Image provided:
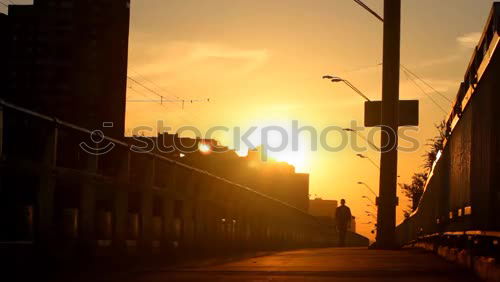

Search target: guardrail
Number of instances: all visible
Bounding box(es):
[444,3,500,138]
[397,3,500,247]
[0,99,335,258]
[402,231,500,281]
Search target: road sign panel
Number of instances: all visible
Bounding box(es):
[364,100,419,127]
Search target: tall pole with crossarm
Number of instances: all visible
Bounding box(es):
[376,0,401,249]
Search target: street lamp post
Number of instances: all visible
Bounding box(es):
[365,211,377,219]
[357,181,378,198]
[326,0,402,249]
[342,128,380,152]
[322,75,372,102]
[356,154,380,169]
[362,195,376,205]
[377,0,402,250]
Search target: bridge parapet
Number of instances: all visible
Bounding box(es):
[397,3,500,247]
[0,100,334,258]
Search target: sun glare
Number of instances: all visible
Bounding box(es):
[199,143,211,154]
[223,122,312,173]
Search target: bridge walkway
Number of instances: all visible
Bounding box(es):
[105,248,479,282]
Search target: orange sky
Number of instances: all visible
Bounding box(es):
[3,0,492,240]
[113,0,499,240]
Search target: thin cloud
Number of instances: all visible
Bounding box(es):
[129,40,270,78]
[456,32,481,48]
[414,54,461,69]
[190,43,270,66]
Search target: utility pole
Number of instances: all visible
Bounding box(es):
[376,0,401,249]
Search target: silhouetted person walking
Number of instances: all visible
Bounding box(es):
[335,199,352,247]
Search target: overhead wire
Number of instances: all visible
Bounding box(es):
[126,75,207,126]
[128,68,180,100]
[127,84,195,126]
[400,64,453,103]
[402,69,448,115]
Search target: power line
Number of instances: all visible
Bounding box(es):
[127,85,196,126]
[128,98,210,104]
[400,64,453,103]
[125,71,214,127]
[126,78,207,126]
[127,76,183,108]
[128,68,180,100]
[402,69,448,115]
[127,76,165,100]
[351,0,453,109]
[128,85,160,101]
[375,63,454,104]
[127,75,210,108]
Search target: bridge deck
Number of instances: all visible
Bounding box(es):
[107,248,479,282]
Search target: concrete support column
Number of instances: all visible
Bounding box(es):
[35,125,58,253]
[198,180,218,253]
[162,163,178,250]
[140,156,155,254]
[204,180,219,252]
[113,189,128,254]
[162,197,174,251]
[240,202,253,251]
[226,193,239,251]
[181,198,195,251]
[236,196,250,250]
[179,172,198,251]
[0,104,3,158]
[248,201,263,250]
[79,153,98,254]
[200,199,216,252]
[113,151,130,254]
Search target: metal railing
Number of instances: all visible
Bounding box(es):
[0,99,336,257]
[397,3,500,247]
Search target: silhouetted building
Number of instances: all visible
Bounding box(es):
[125,133,223,158]
[309,198,338,228]
[309,198,338,218]
[124,133,310,211]
[0,13,8,90]
[184,146,310,211]
[1,0,130,138]
[309,198,356,232]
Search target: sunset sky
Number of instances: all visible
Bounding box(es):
[125,0,497,240]
[3,0,495,240]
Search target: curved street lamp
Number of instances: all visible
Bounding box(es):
[342,128,381,152]
[356,153,381,169]
[357,181,378,198]
[365,211,377,219]
[322,75,372,102]
[362,195,376,205]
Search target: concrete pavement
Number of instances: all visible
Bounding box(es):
[109,248,479,282]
